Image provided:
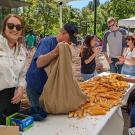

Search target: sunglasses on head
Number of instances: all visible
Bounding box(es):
[7,23,23,31]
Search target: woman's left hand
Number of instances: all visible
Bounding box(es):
[11,86,24,104]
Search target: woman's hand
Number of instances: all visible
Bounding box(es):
[11,86,24,104]
[93,47,100,55]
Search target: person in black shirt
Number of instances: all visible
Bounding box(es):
[80,35,100,81]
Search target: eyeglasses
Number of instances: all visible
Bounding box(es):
[6,23,23,31]
[126,37,135,41]
[108,23,115,28]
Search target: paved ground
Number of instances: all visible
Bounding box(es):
[123,109,130,135]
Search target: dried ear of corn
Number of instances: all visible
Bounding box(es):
[69,74,129,118]
[89,108,106,116]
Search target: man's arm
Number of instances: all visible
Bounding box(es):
[117,76,135,83]
[36,46,59,68]
[102,31,112,64]
[123,78,135,83]
[120,28,128,54]
[33,37,59,68]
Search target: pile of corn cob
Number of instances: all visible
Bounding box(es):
[69,74,129,118]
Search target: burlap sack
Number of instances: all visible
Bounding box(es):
[39,42,86,114]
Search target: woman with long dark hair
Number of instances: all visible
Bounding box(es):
[80,35,100,81]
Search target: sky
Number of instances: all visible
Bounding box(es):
[68,0,108,9]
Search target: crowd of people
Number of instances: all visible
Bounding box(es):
[0,14,135,129]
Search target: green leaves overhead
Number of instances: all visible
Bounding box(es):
[21,0,135,37]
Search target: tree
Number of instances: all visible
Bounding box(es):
[20,0,135,38]
[108,0,135,19]
[21,0,59,35]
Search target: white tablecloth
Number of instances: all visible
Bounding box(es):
[22,73,135,135]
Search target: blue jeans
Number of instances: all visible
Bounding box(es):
[26,87,42,108]
[121,64,135,76]
[110,58,123,74]
[81,71,97,81]
[26,87,47,121]
[130,104,135,127]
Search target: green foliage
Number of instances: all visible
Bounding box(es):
[108,0,135,19]
[21,0,59,35]
[20,0,135,38]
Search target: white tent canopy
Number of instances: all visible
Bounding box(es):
[118,17,135,28]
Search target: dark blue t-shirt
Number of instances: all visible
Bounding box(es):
[80,47,96,74]
[26,36,57,93]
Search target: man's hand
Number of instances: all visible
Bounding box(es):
[118,56,125,63]
[51,45,59,56]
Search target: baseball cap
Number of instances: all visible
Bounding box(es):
[63,23,78,45]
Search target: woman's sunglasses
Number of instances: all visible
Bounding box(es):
[7,23,23,31]
[126,37,135,41]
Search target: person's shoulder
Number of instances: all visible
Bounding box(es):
[131,48,135,57]
[41,36,53,42]
[40,36,50,43]
[103,30,111,37]
[82,46,87,49]
[19,44,27,58]
[80,45,88,58]
[119,27,126,31]
[37,36,54,49]
[0,34,4,40]
[118,28,127,34]
[32,34,35,37]
[46,36,56,41]
[0,34,3,38]
[42,36,57,45]
[0,34,7,45]
[132,48,135,53]
[82,46,88,53]
[26,34,30,37]
[0,35,4,48]
[124,47,129,52]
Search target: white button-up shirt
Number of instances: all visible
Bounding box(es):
[0,35,27,91]
[123,48,135,65]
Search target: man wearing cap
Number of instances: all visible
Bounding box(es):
[26,24,78,120]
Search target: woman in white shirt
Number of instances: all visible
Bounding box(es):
[117,33,135,76]
[0,14,26,124]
